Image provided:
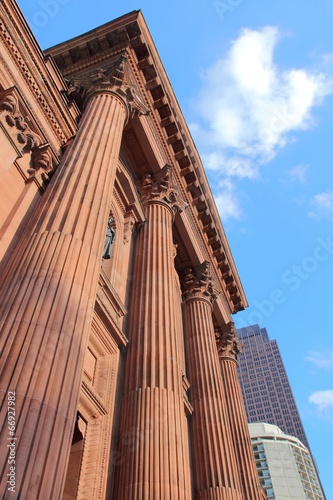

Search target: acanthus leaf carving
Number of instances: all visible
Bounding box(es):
[140,164,187,215]
[67,54,150,119]
[215,322,243,361]
[182,261,217,303]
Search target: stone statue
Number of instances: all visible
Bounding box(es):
[102,216,116,266]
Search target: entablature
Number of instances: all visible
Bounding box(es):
[0,0,79,149]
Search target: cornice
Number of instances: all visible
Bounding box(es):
[132,15,247,313]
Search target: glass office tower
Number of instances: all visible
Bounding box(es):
[236,324,308,447]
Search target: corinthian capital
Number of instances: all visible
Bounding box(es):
[140,164,187,214]
[67,54,150,118]
[215,322,243,361]
[182,261,217,303]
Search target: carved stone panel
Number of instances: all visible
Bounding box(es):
[0,87,56,181]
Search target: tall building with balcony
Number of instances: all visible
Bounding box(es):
[0,1,265,498]
[249,422,325,500]
[237,324,309,447]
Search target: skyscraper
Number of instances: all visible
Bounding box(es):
[249,422,325,500]
[236,324,309,447]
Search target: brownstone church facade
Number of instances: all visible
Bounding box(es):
[0,1,265,498]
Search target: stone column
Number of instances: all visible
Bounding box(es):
[113,165,191,499]
[216,323,266,500]
[0,56,137,499]
[183,264,242,500]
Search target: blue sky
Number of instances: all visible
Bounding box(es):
[17,0,333,497]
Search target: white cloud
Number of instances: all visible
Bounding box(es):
[190,26,332,220]
[305,350,333,370]
[213,178,242,220]
[309,190,333,219]
[202,151,256,179]
[309,390,333,412]
[287,164,309,183]
[194,26,330,164]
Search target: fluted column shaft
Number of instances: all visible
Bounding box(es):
[184,291,242,500]
[0,90,128,499]
[114,175,191,499]
[216,327,265,500]
[219,359,265,499]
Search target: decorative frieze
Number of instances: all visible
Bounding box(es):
[0,11,73,144]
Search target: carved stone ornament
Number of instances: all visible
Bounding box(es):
[123,211,136,244]
[215,322,243,361]
[27,145,54,182]
[67,53,150,119]
[0,88,54,181]
[182,261,217,303]
[140,164,187,215]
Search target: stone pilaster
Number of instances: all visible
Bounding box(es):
[183,264,243,500]
[216,323,266,500]
[0,58,136,499]
[113,165,191,499]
